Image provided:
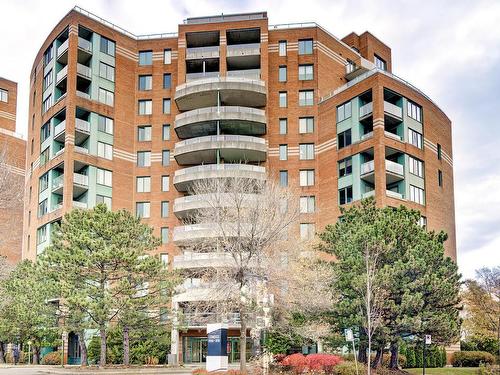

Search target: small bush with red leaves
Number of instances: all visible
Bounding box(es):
[306,353,343,373]
[281,353,307,373]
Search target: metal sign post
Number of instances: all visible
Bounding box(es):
[345,329,359,375]
[423,335,431,375]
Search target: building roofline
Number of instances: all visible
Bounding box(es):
[184,11,267,25]
[0,77,18,86]
[359,31,391,50]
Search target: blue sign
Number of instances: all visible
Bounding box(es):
[208,328,228,356]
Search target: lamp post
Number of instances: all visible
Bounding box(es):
[27,340,32,365]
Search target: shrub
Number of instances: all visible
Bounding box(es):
[306,354,343,373]
[381,353,406,368]
[281,353,307,374]
[192,370,208,375]
[452,351,496,367]
[192,371,247,375]
[332,361,366,375]
[477,364,500,375]
[41,351,62,365]
[405,347,416,368]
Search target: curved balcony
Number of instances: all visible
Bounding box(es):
[173,222,257,246]
[175,76,266,111]
[173,252,236,270]
[173,192,259,218]
[175,106,266,139]
[173,164,266,192]
[174,135,266,165]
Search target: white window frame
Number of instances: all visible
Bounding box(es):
[299,143,315,160]
[162,175,170,192]
[299,169,315,186]
[299,117,314,134]
[98,115,113,134]
[337,101,352,122]
[299,90,314,106]
[298,64,314,80]
[164,49,172,64]
[137,151,151,167]
[279,144,288,161]
[97,168,112,187]
[278,41,287,56]
[409,185,425,205]
[137,176,151,193]
[138,125,152,141]
[136,202,151,218]
[138,100,152,115]
[279,91,287,107]
[300,196,315,213]
[97,142,113,160]
[408,128,423,148]
[408,156,424,178]
[98,87,114,106]
[138,75,153,91]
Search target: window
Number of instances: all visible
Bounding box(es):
[338,129,352,149]
[299,117,314,134]
[407,100,422,122]
[43,45,53,66]
[299,90,314,106]
[136,202,151,218]
[408,128,423,149]
[96,195,112,208]
[138,75,152,90]
[37,225,47,244]
[418,216,427,228]
[338,157,352,177]
[163,73,171,89]
[280,170,288,187]
[279,119,287,135]
[279,92,287,107]
[409,156,424,177]
[279,145,288,160]
[298,39,313,55]
[98,115,113,134]
[0,88,8,102]
[138,100,152,115]
[163,99,171,114]
[300,223,315,240]
[42,95,53,113]
[40,122,51,142]
[162,124,170,140]
[162,150,170,166]
[161,227,169,244]
[99,62,115,82]
[97,168,112,187]
[98,88,114,106]
[97,142,113,160]
[39,173,49,192]
[161,201,169,217]
[279,40,287,56]
[160,253,169,266]
[374,54,387,70]
[437,144,442,160]
[279,66,287,82]
[339,186,353,205]
[38,199,48,217]
[100,37,115,56]
[438,170,443,187]
[139,50,153,66]
[299,144,314,160]
[40,147,50,166]
[137,151,151,167]
[409,185,425,205]
[298,64,314,80]
[337,101,352,122]
[43,70,53,90]
[299,169,315,186]
[300,196,315,213]
[137,176,151,193]
[138,126,152,141]
[161,175,170,192]
[164,49,172,64]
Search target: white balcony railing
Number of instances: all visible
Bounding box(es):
[385,160,404,175]
[185,71,220,82]
[384,101,403,118]
[53,148,65,159]
[175,163,265,177]
[74,145,89,154]
[186,46,220,60]
[77,37,92,52]
[361,160,375,175]
[177,134,266,147]
[56,66,68,83]
[226,43,260,57]
[227,69,261,80]
[73,201,88,209]
[77,63,91,79]
[52,175,64,190]
[362,190,375,199]
[361,131,374,141]
[75,118,91,133]
[54,120,66,137]
[76,91,91,100]
[181,312,241,326]
[386,190,404,200]
[384,131,402,141]
[73,173,88,186]
[359,102,373,118]
[51,203,63,212]
[57,39,69,57]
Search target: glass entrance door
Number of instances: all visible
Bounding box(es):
[183,337,208,364]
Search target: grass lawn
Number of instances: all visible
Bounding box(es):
[406,368,478,375]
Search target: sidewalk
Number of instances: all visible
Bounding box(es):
[0,365,194,374]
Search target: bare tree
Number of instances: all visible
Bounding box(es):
[178,175,300,371]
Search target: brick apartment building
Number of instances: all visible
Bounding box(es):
[24,8,456,364]
[0,77,25,264]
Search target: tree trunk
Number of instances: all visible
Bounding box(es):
[0,342,5,364]
[239,313,247,372]
[99,326,107,367]
[371,346,383,369]
[389,342,399,369]
[123,326,130,366]
[79,332,88,367]
[33,346,40,365]
[317,339,323,353]
[358,341,367,364]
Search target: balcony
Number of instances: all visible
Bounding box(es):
[72,200,88,209]
[385,159,404,184]
[180,312,241,328]
[173,192,259,218]
[175,76,266,111]
[52,148,65,159]
[384,101,403,120]
[384,130,402,142]
[186,46,220,60]
[57,39,69,59]
[361,131,374,141]
[174,134,266,165]
[345,57,376,81]
[75,118,90,143]
[173,164,266,192]
[227,69,261,80]
[227,43,260,57]
[359,102,373,119]
[185,71,219,83]
[74,145,89,154]
[53,120,66,142]
[73,173,89,197]
[76,91,91,100]
[386,190,404,200]
[77,37,92,53]
[51,175,64,195]
[173,252,235,269]
[362,190,375,199]
[360,160,375,183]
[76,63,92,80]
[175,106,266,139]
[56,66,68,84]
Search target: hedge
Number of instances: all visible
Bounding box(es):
[451,351,496,367]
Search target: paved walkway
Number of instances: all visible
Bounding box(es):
[0,365,193,375]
